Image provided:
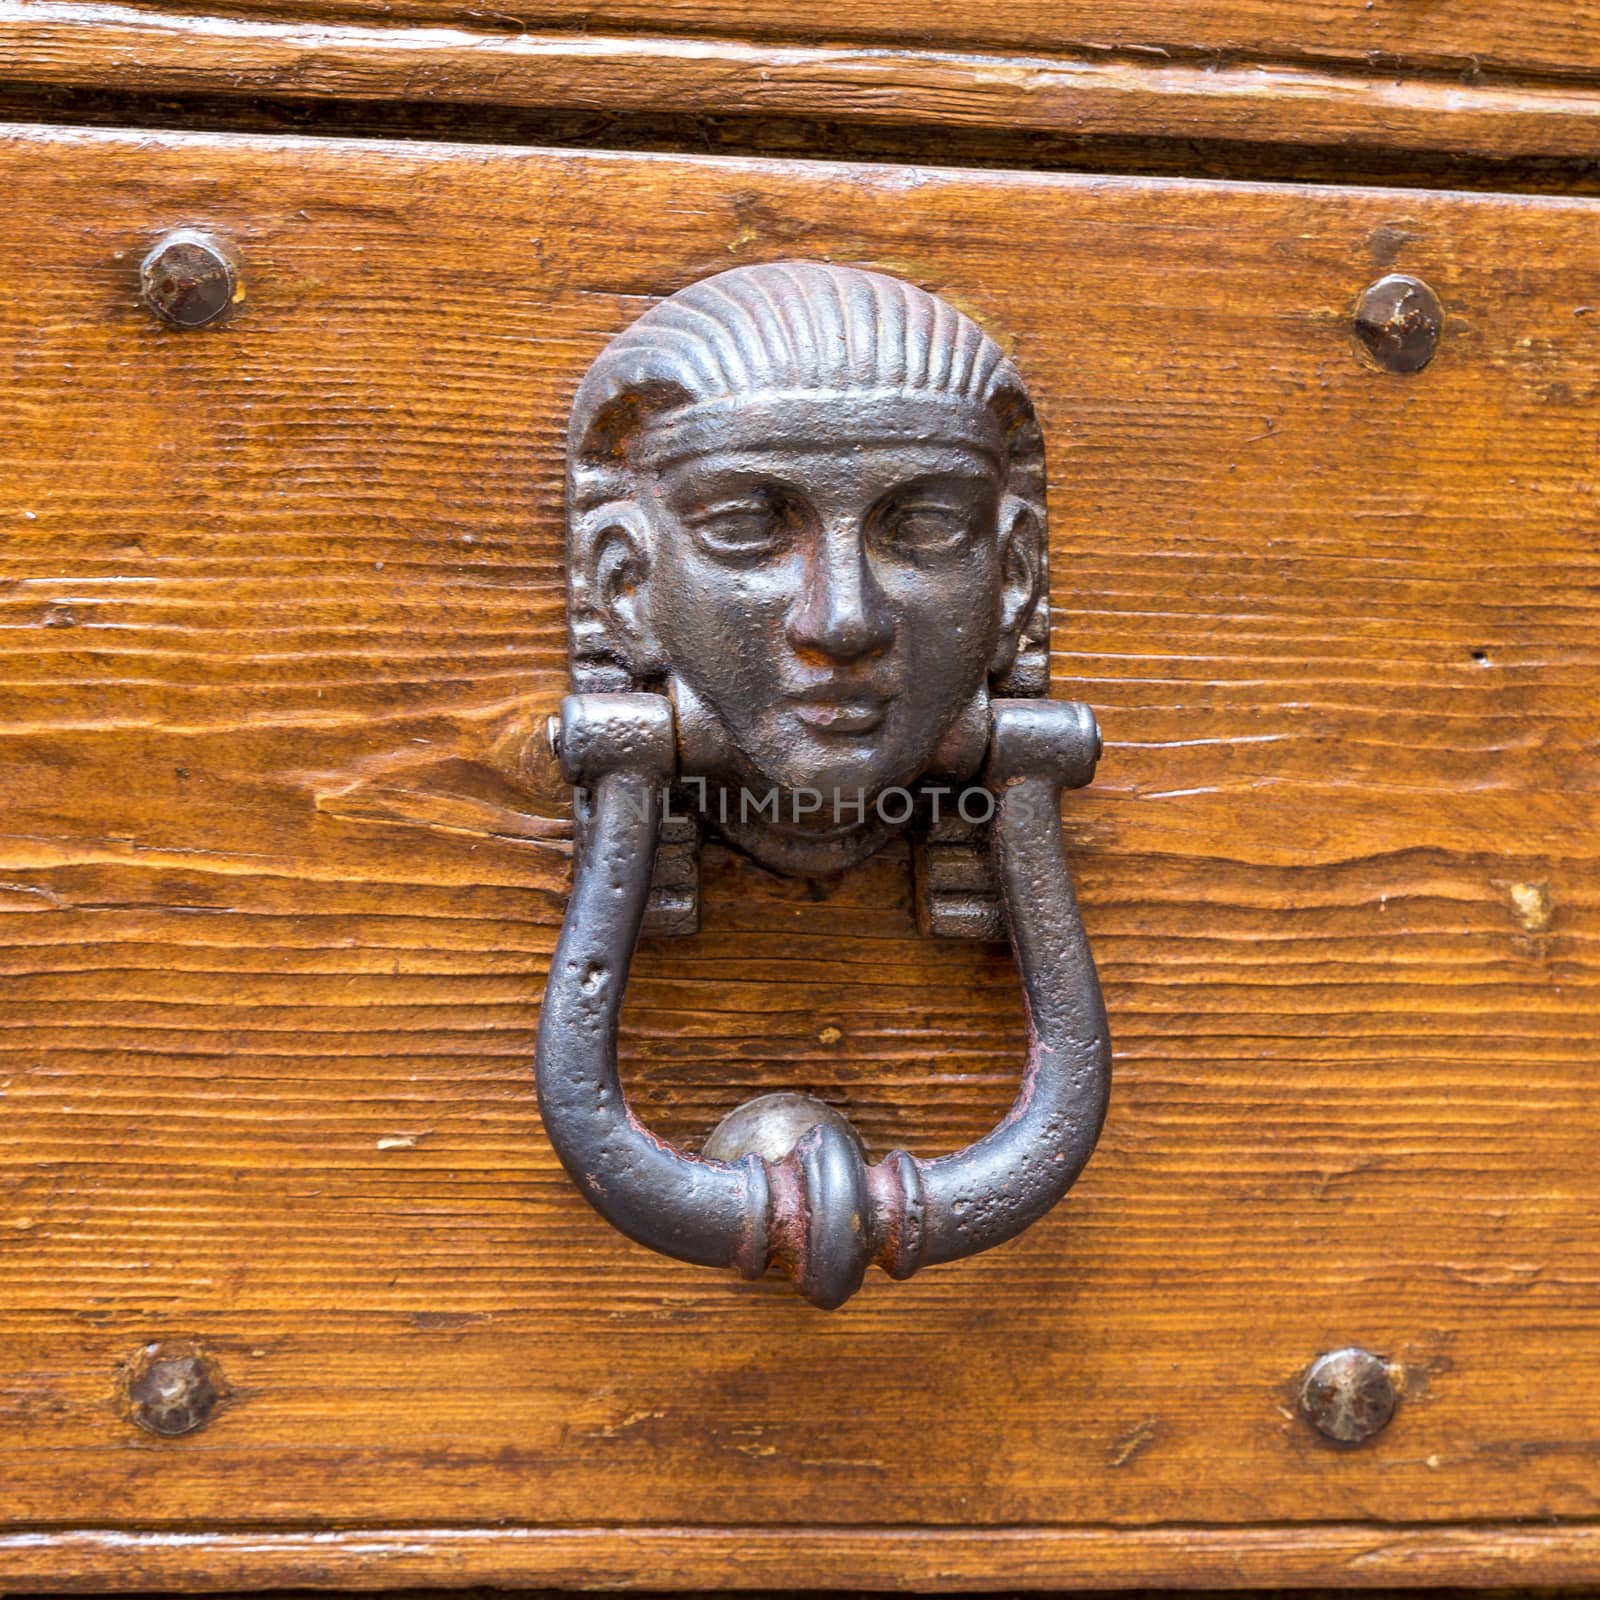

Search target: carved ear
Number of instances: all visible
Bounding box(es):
[570,503,667,679]
[991,493,1045,676]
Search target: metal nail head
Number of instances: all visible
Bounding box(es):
[1300,1346,1397,1444]
[140,230,242,330]
[123,1344,225,1437]
[1353,274,1442,374]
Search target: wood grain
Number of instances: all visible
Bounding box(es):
[82,0,1600,84]
[10,3,1600,163]
[2,125,1599,1585]
[11,1524,1600,1591]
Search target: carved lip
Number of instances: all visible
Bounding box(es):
[787,690,889,735]
[793,702,885,735]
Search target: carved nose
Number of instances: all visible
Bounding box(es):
[787,528,893,663]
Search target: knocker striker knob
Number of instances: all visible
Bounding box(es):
[535,261,1111,1307]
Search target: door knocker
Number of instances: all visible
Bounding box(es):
[536,261,1110,1307]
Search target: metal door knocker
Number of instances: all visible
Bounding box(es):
[536,261,1110,1307]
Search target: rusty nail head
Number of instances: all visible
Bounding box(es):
[123,1344,224,1437]
[140,230,241,329]
[1354,274,1442,374]
[1300,1347,1397,1444]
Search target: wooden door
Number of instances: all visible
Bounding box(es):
[3,125,1598,1589]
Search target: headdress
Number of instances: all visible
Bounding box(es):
[567,261,1048,693]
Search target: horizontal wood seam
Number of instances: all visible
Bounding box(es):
[13,110,1600,202]
[7,0,1600,161]
[8,1516,1600,1533]
[7,87,1600,196]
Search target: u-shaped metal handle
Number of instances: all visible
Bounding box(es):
[536,692,1109,1308]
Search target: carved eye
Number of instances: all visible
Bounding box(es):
[689,488,796,560]
[873,492,977,558]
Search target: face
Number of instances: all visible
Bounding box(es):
[619,397,1034,811]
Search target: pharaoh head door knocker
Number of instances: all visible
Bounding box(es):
[536,262,1109,1308]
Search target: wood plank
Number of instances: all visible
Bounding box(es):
[9,3,1600,162]
[60,0,1600,85]
[11,1524,1600,1591]
[1,126,1599,1583]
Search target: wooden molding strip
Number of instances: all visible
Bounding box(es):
[6,0,1600,161]
[7,1523,1600,1591]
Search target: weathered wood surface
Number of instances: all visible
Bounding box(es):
[1,126,1599,1586]
[79,0,1600,82]
[10,2,1600,164]
[12,1527,1600,1592]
